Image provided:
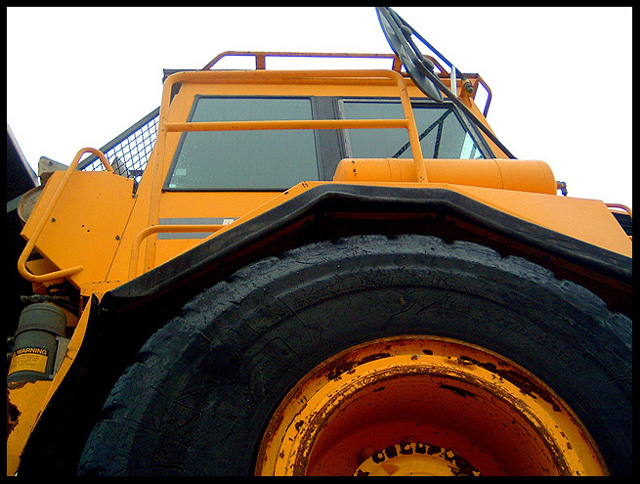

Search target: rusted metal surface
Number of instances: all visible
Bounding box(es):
[255,336,606,476]
[355,442,481,476]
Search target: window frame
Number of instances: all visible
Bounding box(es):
[337,97,494,160]
[163,94,495,192]
[163,94,322,192]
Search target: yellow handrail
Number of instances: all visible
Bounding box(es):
[161,69,428,182]
[606,203,632,219]
[129,224,224,279]
[606,203,632,242]
[17,147,113,283]
[202,51,404,72]
[165,118,409,133]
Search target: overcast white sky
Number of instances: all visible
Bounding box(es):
[7,7,632,209]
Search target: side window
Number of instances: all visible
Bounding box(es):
[340,99,487,160]
[166,97,319,190]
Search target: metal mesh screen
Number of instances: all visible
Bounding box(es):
[78,107,159,182]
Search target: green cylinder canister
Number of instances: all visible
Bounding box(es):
[8,303,67,387]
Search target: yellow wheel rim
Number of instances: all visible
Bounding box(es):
[255,336,607,476]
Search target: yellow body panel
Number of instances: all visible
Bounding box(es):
[7,381,52,475]
[153,191,278,268]
[451,185,631,256]
[20,170,136,290]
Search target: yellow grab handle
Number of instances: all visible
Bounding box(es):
[17,147,112,283]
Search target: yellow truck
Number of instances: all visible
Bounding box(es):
[7,8,631,476]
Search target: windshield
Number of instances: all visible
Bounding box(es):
[166,96,319,190]
[341,99,485,160]
[165,95,490,191]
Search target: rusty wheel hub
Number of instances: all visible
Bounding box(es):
[354,442,480,476]
[255,336,606,476]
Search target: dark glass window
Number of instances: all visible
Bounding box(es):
[341,99,485,160]
[166,96,489,191]
[166,96,319,190]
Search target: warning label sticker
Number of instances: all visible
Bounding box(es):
[8,347,48,375]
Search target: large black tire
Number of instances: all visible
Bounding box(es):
[77,235,631,476]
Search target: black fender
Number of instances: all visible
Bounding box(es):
[18,184,632,475]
